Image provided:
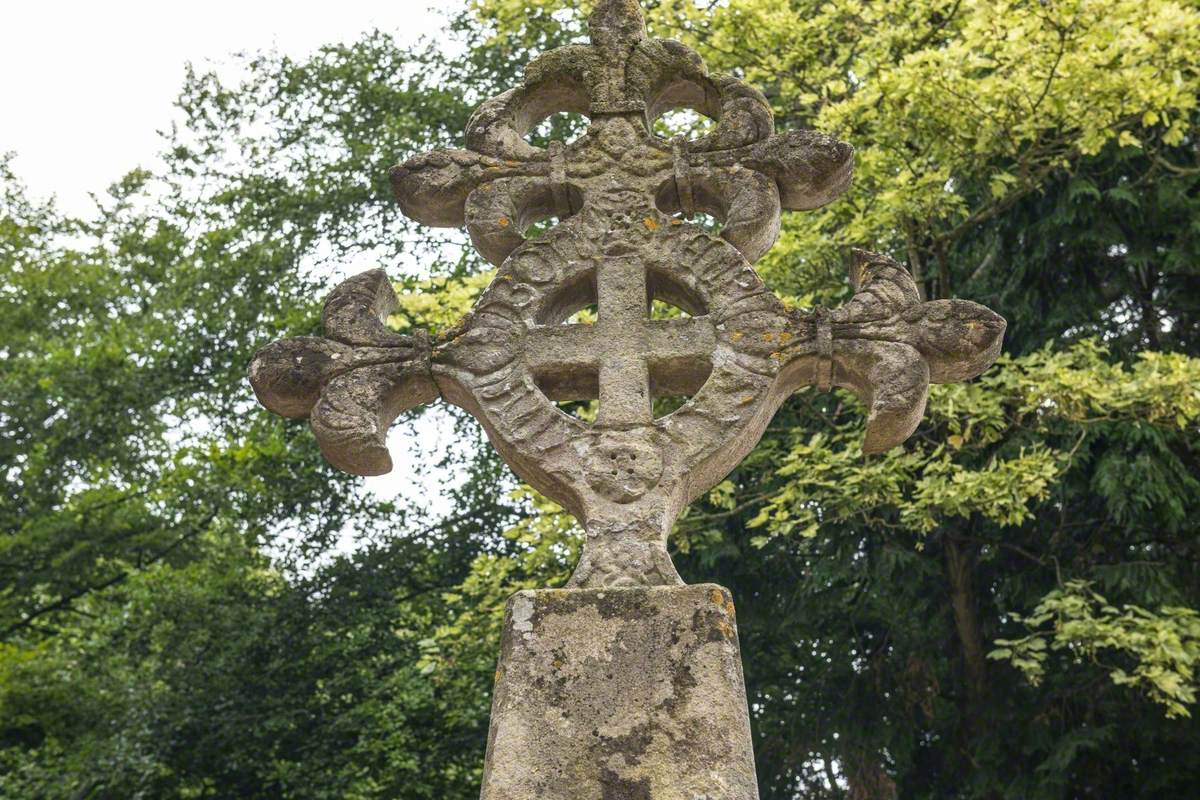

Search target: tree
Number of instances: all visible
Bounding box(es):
[0,34,520,797]
[445,1,1200,795]
[2,1,1199,797]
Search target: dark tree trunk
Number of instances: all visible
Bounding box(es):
[945,537,989,710]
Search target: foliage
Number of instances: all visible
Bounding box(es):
[990,580,1200,718]
[391,271,493,333]
[748,341,1200,540]
[0,28,520,798]
[2,0,1199,798]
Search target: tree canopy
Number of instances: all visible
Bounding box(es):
[2,1,1199,797]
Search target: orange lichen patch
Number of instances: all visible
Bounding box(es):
[729,330,744,342]
[670,219,683,226]
[777,331,793,343]
[762,331,775,342]
[739,395,755,405]
[709,587,736,619]
[643,217,659,231]
[498,217,511,227]
[769,352,781,360]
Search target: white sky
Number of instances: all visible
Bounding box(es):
[1,0,447,217]
[1,0,462,518]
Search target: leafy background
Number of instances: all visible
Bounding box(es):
[2,0,1199,797]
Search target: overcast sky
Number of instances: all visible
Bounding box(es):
[1,0,447,217]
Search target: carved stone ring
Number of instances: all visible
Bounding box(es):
[249,0,1005,588]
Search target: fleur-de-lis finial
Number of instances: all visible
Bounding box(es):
[590,0,647,49]
[249,270,437,476]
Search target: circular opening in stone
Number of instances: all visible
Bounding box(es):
[525,111,590,147]
[515,183,585,242]
[648,358,712,420]
[653,179,728,235]
[531,267,600,422]
[553,395,598,423]
[511,80,590,147]
[525,215,565,239]
[650,297,691,320]
[653,107,715,141]
[535,266,597,326]
[646,268,707,317]
[565,303,597,324]
[676,210,722,233]
[646,269,711,419]
[647,77,722,142]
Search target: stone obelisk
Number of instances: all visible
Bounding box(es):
[248,2,1005,796]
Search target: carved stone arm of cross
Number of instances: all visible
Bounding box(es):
[389,144,577,267]
[248,270,438,476]
[771,250,1006,453]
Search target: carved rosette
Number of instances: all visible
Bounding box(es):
[248,0,1006,589]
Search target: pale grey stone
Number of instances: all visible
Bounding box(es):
[482,585,759,800]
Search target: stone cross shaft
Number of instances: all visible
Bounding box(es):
[249,0,1006,589]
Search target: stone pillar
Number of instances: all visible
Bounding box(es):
[480,585,759,800]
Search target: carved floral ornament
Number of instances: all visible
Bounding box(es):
[249,0,1006,589]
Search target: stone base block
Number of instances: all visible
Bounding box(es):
[480,584,760,800]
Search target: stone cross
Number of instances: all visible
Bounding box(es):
[249,2,1006,796]
[250,0,1005,591]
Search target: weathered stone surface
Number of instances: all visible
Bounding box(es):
[245,2,1010,795]
[482,584,758,800]
[248,0,1006,589]
[248,269,437,476]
